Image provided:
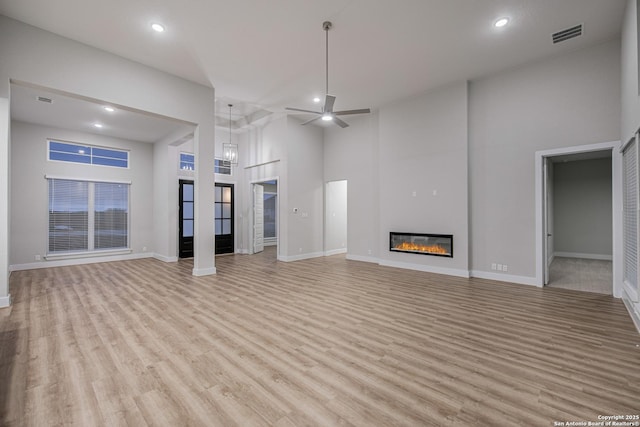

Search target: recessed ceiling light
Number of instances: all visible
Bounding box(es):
[313,97,321,103]
[94,123,103,128]
[494,17,509,28]
[103,106,115,112]
[151,23,165,33]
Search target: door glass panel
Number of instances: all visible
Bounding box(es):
[215,219,222,235]
[184,202,194,219]
[215,186,222,202]
[222,203,231,218]
[215,204,222,218]
[183,219,193,237]
[223,219,231,234]
[184,184,194,202]
[223,187,231,203]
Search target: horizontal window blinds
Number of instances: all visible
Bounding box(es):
[623,138,638,288]
[48,178,129,254]
[94,182,129,250]
[49,179,89,253]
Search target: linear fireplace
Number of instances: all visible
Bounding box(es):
[389,232,453,258]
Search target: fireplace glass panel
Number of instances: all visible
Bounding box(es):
[389,232,453,257]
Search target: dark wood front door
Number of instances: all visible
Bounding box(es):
[178,180,194,258]
[215,183,234,255]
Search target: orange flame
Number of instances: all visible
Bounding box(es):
[394,242,448,255]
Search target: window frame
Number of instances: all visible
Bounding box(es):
[48,139,130,169]
[46,176,132,259]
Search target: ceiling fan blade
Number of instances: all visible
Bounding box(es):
[285,107,322,114]
[334,108,371,116]
[300,116,322,126]
[333,116,349,128]
[323,95,336,113]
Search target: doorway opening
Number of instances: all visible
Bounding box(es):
[251,179,279,259]
[535,141,622,296]
[325,180,348,256]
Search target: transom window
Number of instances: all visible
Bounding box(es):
[215,159,232,175]
[48,140,129,168]
[180,153,195,170]
[178,153,232,176]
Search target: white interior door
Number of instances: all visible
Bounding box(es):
[543,157,551,285]
[253,184,264,254]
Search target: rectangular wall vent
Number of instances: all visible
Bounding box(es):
[552,24,583,44]
[36,96,53,104]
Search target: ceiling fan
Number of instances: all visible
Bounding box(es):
[285,21,371,128]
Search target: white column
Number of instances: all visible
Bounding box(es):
[0,98,11,307]
[192,119,216,276]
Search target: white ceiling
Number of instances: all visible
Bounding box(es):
[10,83,195,143]
[0,0,627,137]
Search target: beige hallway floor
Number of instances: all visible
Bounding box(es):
[547,256,612,294]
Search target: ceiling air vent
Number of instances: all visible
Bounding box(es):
[36,96,53,104]
[552,24,582,44]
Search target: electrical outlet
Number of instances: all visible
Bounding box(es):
[368,249,372,255]
[497,264,503,271]
[34,255,40,261]
[142,246,147,252]
[491,263,497,270]
[502,264,508,272]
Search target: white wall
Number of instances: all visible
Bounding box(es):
[0,98,9,306]
[243,115,288,256]
[10,120,155,267]
[324,114,379,262]
[469,39,621,281]
[622,0,640,143]
[553,158,613,259]
[325,180,348,255]
[0,16,216,303]
[286,116,324,260]
[378,82,469,277]
[620,0,640,331]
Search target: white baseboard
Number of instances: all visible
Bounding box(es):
[554,252,613,261]
[379,259,470,278]
[0,294,11,308]
[236,249,250,254]
[153,253,178,263]
[470,270,539,287]
[10,252,154,272]
[278,251,324,262]
[622,297,640,335]
[325,248,347,256]
[192,267,216,276]
[346,254,379,264]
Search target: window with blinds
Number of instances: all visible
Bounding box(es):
[623,138,638,289]
[48,178,129,254]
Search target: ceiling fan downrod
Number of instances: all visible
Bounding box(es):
[323,21,332,96]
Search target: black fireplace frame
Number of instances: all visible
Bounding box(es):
[389,232,453,258]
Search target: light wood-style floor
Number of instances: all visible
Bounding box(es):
[1,249,640,426]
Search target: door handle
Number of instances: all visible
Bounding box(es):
[547,233,552,237]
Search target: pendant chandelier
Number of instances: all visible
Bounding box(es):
[222,103,238,165]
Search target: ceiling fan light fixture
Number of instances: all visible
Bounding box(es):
[494,17,509,28]
[284,21,371,129]
[151,23,165,33]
